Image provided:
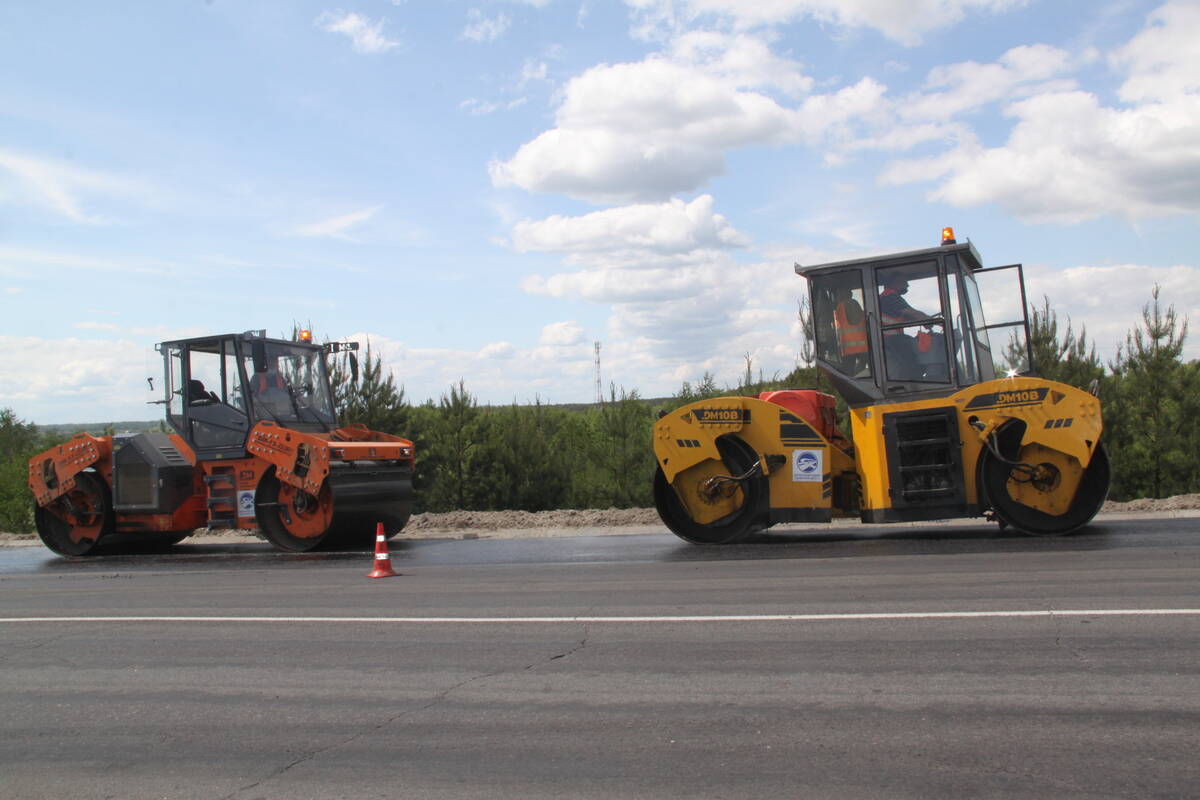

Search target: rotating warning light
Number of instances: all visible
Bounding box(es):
[941,227,956,245]
[299,329,313,342]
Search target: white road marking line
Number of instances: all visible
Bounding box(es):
[0,610,1198,624]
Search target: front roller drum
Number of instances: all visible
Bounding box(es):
[255,464,413,552]
[654,436,766,545]
[34,471,115,556]
[982,441,1110,536]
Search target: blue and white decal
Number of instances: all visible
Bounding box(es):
[238,490,256,517]
[792,449,823,482]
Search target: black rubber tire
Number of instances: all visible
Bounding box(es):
[982,441,1110,537]
[34,472,115,557]
[653,436,766,545]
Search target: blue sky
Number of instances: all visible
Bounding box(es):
[2,0,1197,423]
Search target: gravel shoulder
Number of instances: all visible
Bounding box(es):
[4,495,1200,548]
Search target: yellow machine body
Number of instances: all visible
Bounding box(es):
[652,232,1111,543]
[654,395,856,528]
[848,376,1102,521]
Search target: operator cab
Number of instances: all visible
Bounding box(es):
[796,229,1034,407]
[157,330,342,461]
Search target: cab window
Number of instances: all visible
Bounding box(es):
[875,263,950,385]
[810,271,873,380]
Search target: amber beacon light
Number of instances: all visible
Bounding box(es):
[941,226,956,245]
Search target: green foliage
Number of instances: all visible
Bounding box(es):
[473,400,571,511]
[1014,297,1105,389]
[424,380,483,512]
[596,385,656,508]
[1103,286,1193,500]
[0,409,42,533]
[330,340,410,435]
[674,370,721,404]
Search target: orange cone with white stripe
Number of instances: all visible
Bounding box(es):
[367,523,398,579]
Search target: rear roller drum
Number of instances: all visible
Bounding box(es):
[982,441,1110,536]
[654,436,765,545]
[34,471,115,557]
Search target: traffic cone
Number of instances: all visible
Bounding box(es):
[367,522,398,579]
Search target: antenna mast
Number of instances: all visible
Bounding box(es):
[594,341,602,404]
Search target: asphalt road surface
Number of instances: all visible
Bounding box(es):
[1,517,1198,799]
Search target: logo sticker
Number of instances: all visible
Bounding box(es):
[238,490,256,516]
[692,408,751,425]
[964,386,1049,411]
[792,449,823,482]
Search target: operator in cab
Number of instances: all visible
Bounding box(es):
[878,272,946,381]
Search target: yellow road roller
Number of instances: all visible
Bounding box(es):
[652,228,1109,543]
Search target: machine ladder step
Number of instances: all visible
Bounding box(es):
[205,466,240,529]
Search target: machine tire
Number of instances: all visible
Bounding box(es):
[654,435,765,545]
[34,471,115,557]
[982,441,1110,537]
[255,472,334,552]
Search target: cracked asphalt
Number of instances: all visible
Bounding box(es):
[1,517,1198,799]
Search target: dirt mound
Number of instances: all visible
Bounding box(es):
[408,507,660,531]
[1101,493,1200,512]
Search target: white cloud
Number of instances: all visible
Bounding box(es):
[0,149,150,224]
[512,194,808,378]
[882,89,1200,222]
[513,195,748,266]
[876,3,1200,222]
[490,35,873,203]
[478,341,516,359]
[539,320,585,346]
[490,22,1125,205]
[900,43,1076,122]
[0,334,198,424]
[340,332,600,406]
[667,31,813,96]
[628,0,1029,46]
[315,11,400,54]
[519,59,549,86]
[1111,1,1200,103]
[291,206,382,239]
[460,97,501,115]
[1023,262,1200,364]
[462,9,512,42]
[0,245,167,276]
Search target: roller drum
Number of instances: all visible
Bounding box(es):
[327,461,414,544]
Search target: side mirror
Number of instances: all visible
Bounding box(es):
[349,352,359,384]
[252,341,267,374]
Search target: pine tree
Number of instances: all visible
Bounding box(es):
[1015,297,1104,389]
[473,400,570,511]
[328,340,410,435]
[596,384,655,507]
[1105,286,1191,500]
[426,380,481,511]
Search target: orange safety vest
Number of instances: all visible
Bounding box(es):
[255,372,286,392]
[879,288,905,333]
[834,301,868,355]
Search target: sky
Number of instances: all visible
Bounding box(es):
[1,0,1198,424]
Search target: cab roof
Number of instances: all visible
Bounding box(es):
[794,240,984,277]
[157,329,320,351]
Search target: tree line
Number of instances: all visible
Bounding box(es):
[1,285,1196,533]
